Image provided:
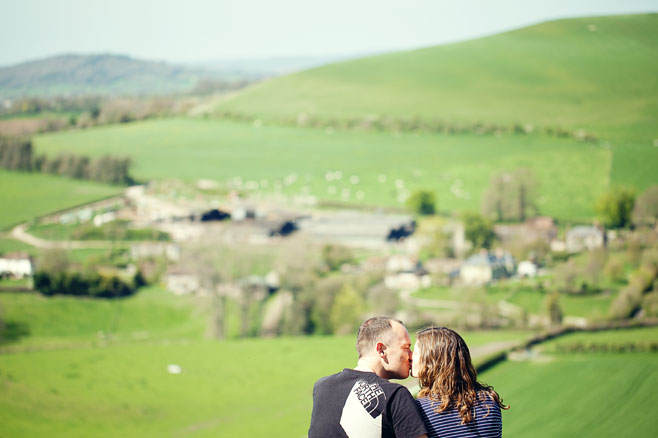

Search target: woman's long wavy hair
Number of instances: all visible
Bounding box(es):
[415,327,509,424]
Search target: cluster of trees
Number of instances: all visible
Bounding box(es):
[2,95,198,134]
[33,270,142,298]
[482,168,538,222]
[179,239,400,339]
[609,246,658,319]
[0,137,134,185]
[554,341,658,353]
[32,249,145,298]
[0,96,103,117]
[215,110,598,142]
[596,185,658,229]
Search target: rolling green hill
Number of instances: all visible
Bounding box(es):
[0,54,208,98]
[217,14,658,145]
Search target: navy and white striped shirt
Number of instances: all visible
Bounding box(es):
[416,394,502,438]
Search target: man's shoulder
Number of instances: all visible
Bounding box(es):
[314,369,410,394]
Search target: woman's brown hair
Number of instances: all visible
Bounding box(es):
[415,326,509,424]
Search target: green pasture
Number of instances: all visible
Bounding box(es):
[0,237,34,255]
[0,169,121,231]
[0,287,532,437]
[413,284,615,321]
[35,118,614,220]
[482,351,658,437]
[26,220,170,242]
[218,14,658,146]
[0,287,208,350]
[539,325,658,351]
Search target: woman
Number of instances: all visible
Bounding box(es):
[411,326,509,438]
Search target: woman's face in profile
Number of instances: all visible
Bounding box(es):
[411,340,421,378]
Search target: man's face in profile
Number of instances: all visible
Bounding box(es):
[384,321,413,379]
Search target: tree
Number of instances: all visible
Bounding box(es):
[407,190,436,215]
[545,292,563,326]
[321,244,354,272]
[632,185,658,227]
[461,212,495,249]
[595,187,636,229]
[482,168,538,222]
[329,283,364,335]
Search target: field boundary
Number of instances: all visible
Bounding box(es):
[475,318,658,373]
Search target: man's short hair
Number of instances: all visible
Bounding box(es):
[356,316,404,358]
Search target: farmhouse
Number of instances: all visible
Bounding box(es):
[384,255,431,291]
[130,243,181,261]
[566,226,605,252]
[296,211,415,248]
[494,216,557,245]
[460,250,515,285]
[0,252,33,278]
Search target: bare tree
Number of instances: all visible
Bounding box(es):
[482,168,539,222]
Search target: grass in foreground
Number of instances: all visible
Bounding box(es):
[482,351,658,437]
[0,288,533,437]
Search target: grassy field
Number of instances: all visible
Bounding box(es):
[1,289,656,436]
[34,118,614,220]
[0,237,34,255]
[217,14,658,146]
[0,169,121,231]
[0,288,532,437]
[214,14,658,198]
[412,283,615,321]
[481,326,658,437]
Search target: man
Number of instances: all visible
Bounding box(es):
[309,316,428,438]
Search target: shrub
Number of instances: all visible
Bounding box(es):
[461,211,495,249]
[321,244,354,272]
[407,190,436,215]
[595,187,636,229]
[34,270,138,298]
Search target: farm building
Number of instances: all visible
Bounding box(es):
[296,211,415,248]
[460,250,515,285]
[566,226,605,252]
[0,252,33,278]
[384,255,431,291]
[494,216,557,245]
[130,243,181,261]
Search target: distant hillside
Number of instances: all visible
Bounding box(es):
[217,14,658,144]
[0,54,227,98]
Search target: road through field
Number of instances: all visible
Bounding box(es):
[10,223,113,249]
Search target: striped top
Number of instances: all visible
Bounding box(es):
[416,394,502,438]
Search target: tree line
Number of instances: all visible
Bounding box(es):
[33,270,144,298]
[0,137,134,185]
[215,109,599,143]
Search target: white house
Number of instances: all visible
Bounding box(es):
[566,226,604,252]
[0,253,33,278]
[460,250,515,285]
[517,260,539,278]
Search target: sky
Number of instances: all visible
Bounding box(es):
[0,0,656,67]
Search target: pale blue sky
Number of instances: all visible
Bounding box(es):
[0,0,656,66]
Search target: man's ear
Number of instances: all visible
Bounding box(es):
[376,342,386,357]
